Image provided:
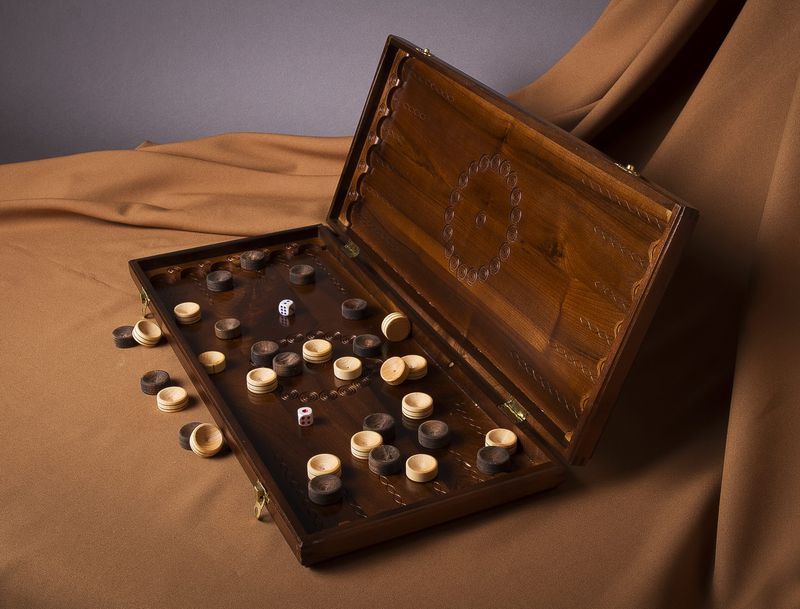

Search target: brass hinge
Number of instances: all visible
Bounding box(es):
[343,240,360,258]
[500,398,528,423]
[615,162,640,177]
[415,47,432,56]
[253,481,270,520]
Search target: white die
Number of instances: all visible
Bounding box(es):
[278,299,295,317]
[297,406,313,427]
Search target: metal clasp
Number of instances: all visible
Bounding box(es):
[254,481,269,520]
[615,162,640,177]
[343,240,360,259]
[415,47,432,56]
[139,288,151,318]
[500,398,528,423]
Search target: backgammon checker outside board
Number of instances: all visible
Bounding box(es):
[129,36,698,565]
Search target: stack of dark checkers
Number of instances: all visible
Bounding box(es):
[353,334,382,358]
[251,340,279,367]
[239,250,267,271]
[362,413,395,442]
[273,352,302,377]
[214,318,241,340]
[289,264,315,285]
[476,446,511,475]
[417,420,451,449]
[307,474,342,506]
[140,370,170,395]
[112,325,136,349]
[341,298,368,320]
[368,445,402,475]
[206,270,233,292]
[178,422,203,450]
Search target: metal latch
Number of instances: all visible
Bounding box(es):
[343,240,360,258]
[253,481,270,520]
[139,288,151,318]
[500,398,528,423]
[615,162,640,177]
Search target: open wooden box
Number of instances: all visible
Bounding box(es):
[129,36,697,565]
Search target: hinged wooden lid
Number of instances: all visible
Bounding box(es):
[327,36,697,465]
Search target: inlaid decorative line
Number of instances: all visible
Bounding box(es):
[580,175,665,230]
[343,489,369,519]
[279,374,373,403]
[279,329,358,346]
[452,404,486,437]
[553,343,597,381]
[309,254,349,294]
[592,225,648,269]
[579,316,614,346]
[510,350,579,417]
[431,481,448,495]
[447,449,485,484]
[378,475,407,506]
[593,280,629,312]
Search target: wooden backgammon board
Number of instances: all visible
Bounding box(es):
[129,36,698,565]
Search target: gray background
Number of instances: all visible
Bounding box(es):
[0,1,607,164]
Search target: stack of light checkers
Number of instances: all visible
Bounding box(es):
[246,368,278,394]
[302,339,332,364]
[189,423,224,457]
[350,430,383,460]
[380,356,409,385]
[307,453,342,479]
[405,454,438,482]
[381,312,411,342]
[156,386,189,412]
[485,428,518,454]
[401,392,434,420]
[401,354,427,380]
[333,356,362,380]
[132,319,162,347]
[198,351,226,374]
[173,302,201,325]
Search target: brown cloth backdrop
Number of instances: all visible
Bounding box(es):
[1,1,798,607]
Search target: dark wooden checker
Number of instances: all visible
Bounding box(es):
[129,36,697,565]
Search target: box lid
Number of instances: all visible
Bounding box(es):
[327,36,697,465]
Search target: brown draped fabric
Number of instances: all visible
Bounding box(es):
[1,1,798,607]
